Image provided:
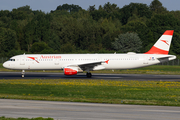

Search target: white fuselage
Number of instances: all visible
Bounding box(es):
[3,53,176,70]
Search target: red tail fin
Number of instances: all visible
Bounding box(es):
[145,30,174,55]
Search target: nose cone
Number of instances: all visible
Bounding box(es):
[3,62,9,69]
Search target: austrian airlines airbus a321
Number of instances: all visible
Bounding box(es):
[3,30,176,78]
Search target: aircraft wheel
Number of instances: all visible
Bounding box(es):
[22,70,25,78]
[86,72,92,78]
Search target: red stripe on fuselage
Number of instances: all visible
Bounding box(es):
[28,57,35,60]
[145,46,168,54]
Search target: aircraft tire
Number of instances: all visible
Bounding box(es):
[86,72,92,78]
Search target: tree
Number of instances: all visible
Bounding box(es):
[90,9,108,21]
[150,0,167,14]
[17,5,31,11]
[60,42,76,53]
[103,2,119,13]
[47,31,61,51]
[147,13,180,40]
[88,5,96,12]
[0,27,17,52]
[56,4,82,13]
[1,2,180,57]
[121,20,153,52]
[24,11,52,52]
[0,10,12,27]
[171,32,180,55]
[30,42,49,53]
[112,32,142,53]
[90,2,121,21]
[119,3,152,25]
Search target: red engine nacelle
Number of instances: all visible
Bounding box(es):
[64,67,78,75]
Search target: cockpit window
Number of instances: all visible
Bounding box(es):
[8,59,15,61]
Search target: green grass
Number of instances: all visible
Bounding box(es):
[1,63,180,106]
[0,116,53,120]
[0,79,180,106]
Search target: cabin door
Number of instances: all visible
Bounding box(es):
[54,59,59,65]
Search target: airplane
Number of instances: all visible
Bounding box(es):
[3,30,176,78]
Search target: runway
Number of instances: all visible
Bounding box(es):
[0,72,180,81]
[0,99,180,120]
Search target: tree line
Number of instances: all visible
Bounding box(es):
[1,0,180,58]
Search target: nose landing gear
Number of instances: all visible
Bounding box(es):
[22,70,25,77]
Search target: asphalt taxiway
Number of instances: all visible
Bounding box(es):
[0,72,180,81]
[0,99,180,120]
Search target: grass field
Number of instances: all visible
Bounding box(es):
[0,79,180,106]
[0,116,53,120]
[1,63,180,106]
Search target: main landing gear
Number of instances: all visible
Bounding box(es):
[22,70,25,78]
[86,72,92,78]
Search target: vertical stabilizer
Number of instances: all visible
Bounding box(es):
[145,30,174,54]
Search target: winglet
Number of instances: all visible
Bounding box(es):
[145,30,174,55]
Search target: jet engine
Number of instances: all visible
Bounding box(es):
[64,67,83,75]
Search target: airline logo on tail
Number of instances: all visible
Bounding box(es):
[145,30,174,55]
[161,40,169,45]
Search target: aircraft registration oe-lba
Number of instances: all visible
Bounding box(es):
[3,30,176,78]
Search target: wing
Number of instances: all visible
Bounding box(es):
[66,60,109,71]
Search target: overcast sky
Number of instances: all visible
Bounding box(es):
[1,0,179,13]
